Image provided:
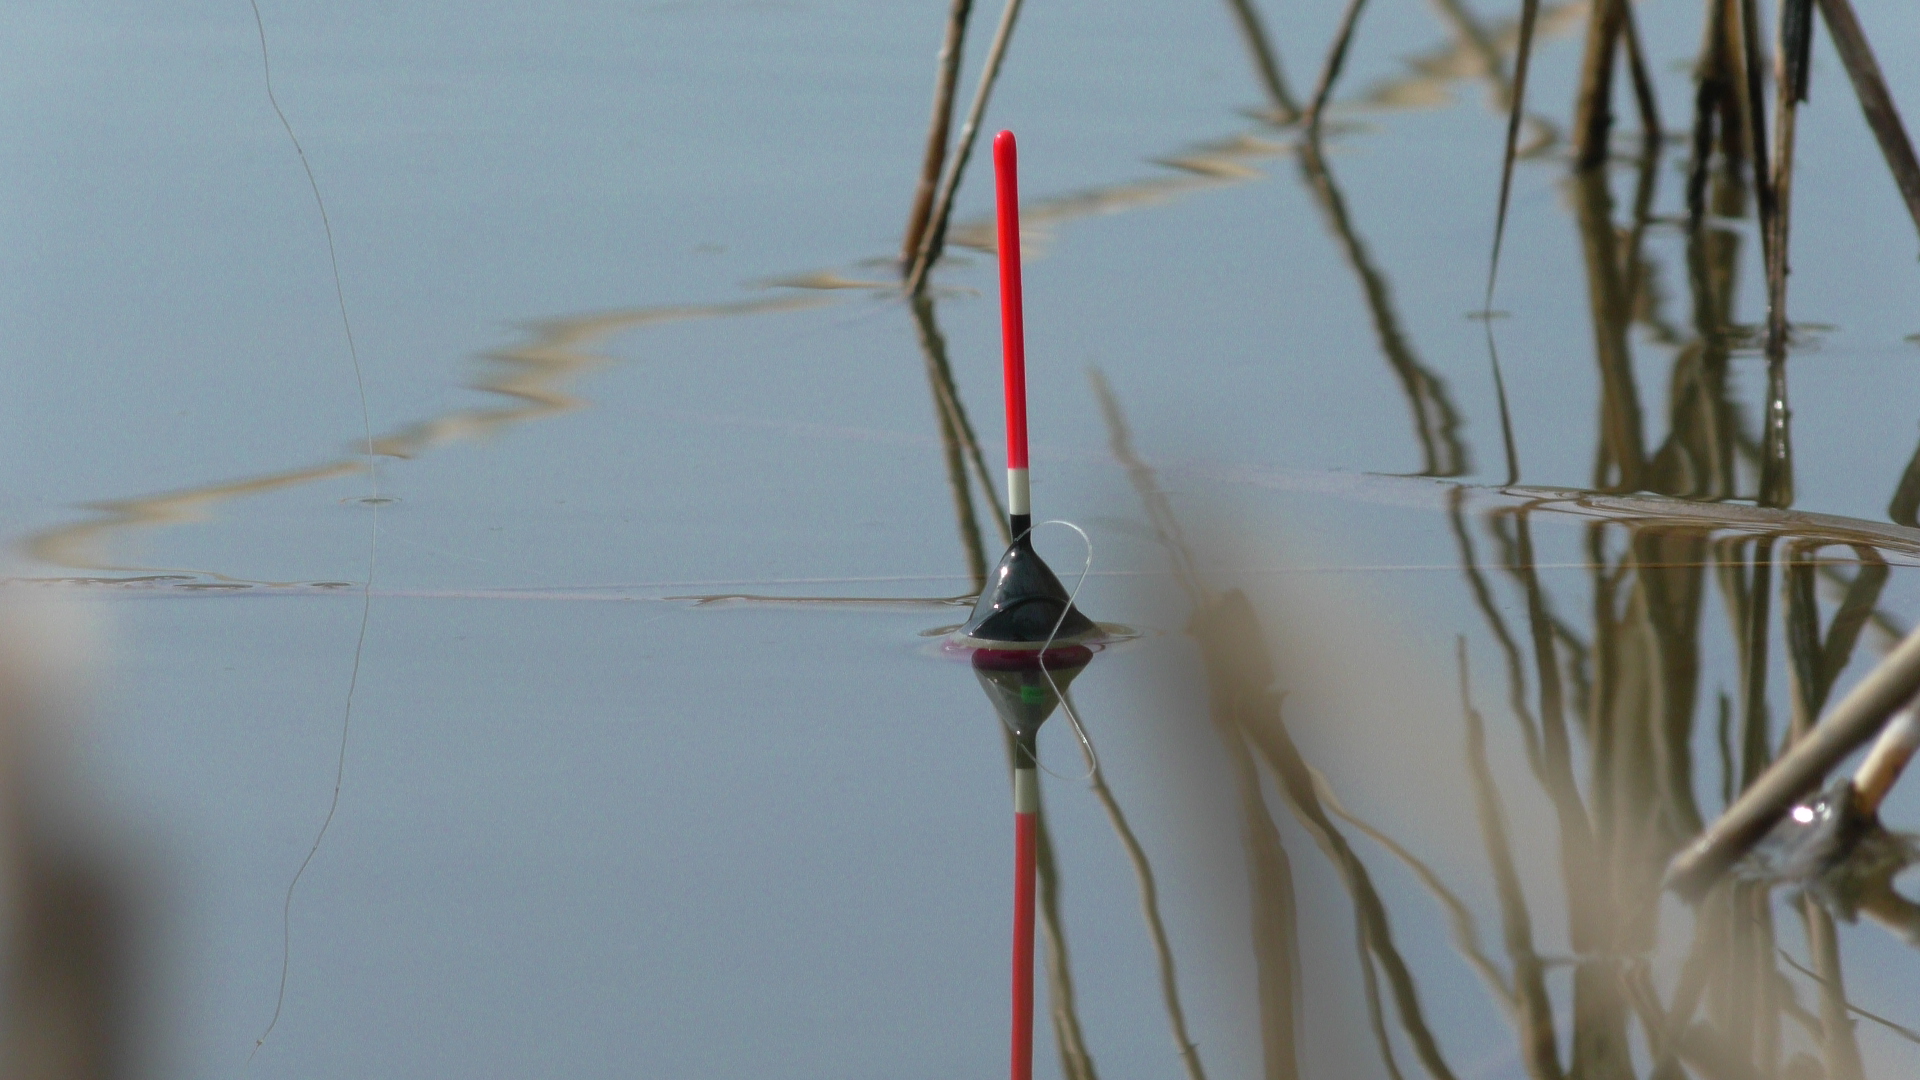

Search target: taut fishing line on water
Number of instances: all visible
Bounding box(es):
[245,0,380,1065]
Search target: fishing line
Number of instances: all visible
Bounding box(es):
[249,532,372,1064]
[247,0,376,478]
[1029,518,1099,784]
[245,0,380,1064]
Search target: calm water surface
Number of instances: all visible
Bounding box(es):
[5,0,1920,1076]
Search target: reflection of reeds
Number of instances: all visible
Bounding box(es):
[1099,372,1467,1080]
[1080,746,1211,1080]
[1475,0,1920,345]
[1220,0,1298,124]
[1569,0,1660,168]
[1398,125,1920,1074]
[1456,642,1563,1079]
[1296,143,1468,478]
[914,294,1007,588]
[1485,0,1540,302]
[1094,370,1299,1080]
[1302,0,1372,137]
[1222,625,1458,1080]
[23,295,831,579]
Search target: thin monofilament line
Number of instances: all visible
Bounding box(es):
[245,1,380,1064]
[249,524,375,1063]
[248,0,377,486]
[1031,519,1098,782]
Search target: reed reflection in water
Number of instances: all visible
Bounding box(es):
[1229,107,1920,1077]
[10,3,1920,1076]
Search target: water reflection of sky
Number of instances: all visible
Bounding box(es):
[6,0,1920,1076]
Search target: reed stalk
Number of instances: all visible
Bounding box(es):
[1093,372,1300,1080]
[902,0,976,268]
[1740,0,1776,257]
[1814,0,1920,245]
[905,0,1025,295]
[1667,617,1920,898]
[1686,8,1728,221]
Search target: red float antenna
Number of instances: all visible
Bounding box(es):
[994,131,1032,548]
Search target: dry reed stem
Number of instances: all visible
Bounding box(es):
[905,0,1025,295]
[1713,0,1749,184]
[1667,616,1920,899]
[1740,0,1776,260]
[1572,167,1647,492]
[901,0,976,268]
[1764,0,1810,368]
[1815,0,1920,245]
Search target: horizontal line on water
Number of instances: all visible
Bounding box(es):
[9,557,1908,600]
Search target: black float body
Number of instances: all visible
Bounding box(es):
[960,534,1097,644]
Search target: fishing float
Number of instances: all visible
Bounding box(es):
[955,130,1097,649]
[952,128,1099,1080]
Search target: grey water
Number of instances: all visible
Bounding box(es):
[5,0,1920,1076]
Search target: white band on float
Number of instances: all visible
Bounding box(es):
[1008,467,1030,517]
[1014,766,1039,814]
